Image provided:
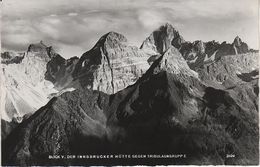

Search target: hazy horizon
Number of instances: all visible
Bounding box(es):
[1,0,259,58]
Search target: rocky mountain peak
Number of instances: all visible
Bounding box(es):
[105,31,127,42]
[231,36,249,54]
[160,22,178,35]
[193,40,205,54]
[1,41,77,122]
[146,46,198,78]
[94,31,127,49]
[140,23,183,55]
[233,36,242,46]
[73,31,150,94]
[26,41,62,61]
[27,41,48,53]
[206,40,219,46]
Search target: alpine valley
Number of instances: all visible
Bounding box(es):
[1,23,259,166]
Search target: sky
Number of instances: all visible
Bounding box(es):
[1,0,259,58]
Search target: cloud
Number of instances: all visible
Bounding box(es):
[2,19,39,50]
[68,12,78,16]
[2,0,258,58]
[137,10,167,28]
[154,0,258,19]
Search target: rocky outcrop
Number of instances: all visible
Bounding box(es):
[73,31,150,94]
[45,47,79,89]
[1,52,25,65]
[232,36,249,54]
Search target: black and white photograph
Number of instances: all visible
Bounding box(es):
[0,0,259,166]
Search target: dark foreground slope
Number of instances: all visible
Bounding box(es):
[2,47,258,166]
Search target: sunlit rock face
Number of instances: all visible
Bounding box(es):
[0,41,76,122]
[73,31,150,94]
[198,52,258,83]
[148,46,198,78]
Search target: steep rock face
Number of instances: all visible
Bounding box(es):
[140,23,184,55]
[196,52,259,119]
[52,56,79,89]
[45,48,79,90]
[44,46,66,83]
[2,88,110,166]
[178,40,212,67]
[1,43,56,122]
[197,52,258,84]
[73,31,150,94]
[0,42,76,122]
[232,36,249,54]
[3,45,258,165]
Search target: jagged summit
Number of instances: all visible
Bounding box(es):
[26,41,63,61]
[140,23,184,54]
[141,23,255,70]
[76,31,130,67]
[0,40,77,122]
[231,36,249,54]
[232,36,243,46]
[94,31,127,48]
[105,31,127,42]
[27,41,50,61]
[159,22,179,34]
[145,46,198,78]
[164,22,173,27]
[27,40,48,52]
[73,31,150,94]
[192,40,205,54]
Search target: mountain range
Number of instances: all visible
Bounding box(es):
[1,23,259,165]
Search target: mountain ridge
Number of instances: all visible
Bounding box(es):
[140,23,258,69]
[1,22,259,166]
[3,43,258,165]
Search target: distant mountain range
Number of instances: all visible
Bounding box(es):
[1,23,259,166]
